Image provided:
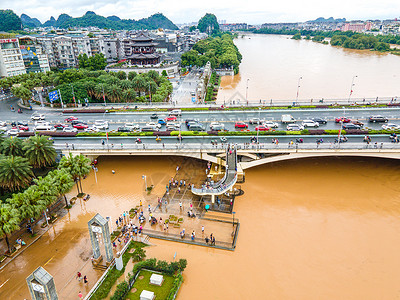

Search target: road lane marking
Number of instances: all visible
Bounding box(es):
[0,278,9,289]
[43,255,55,267]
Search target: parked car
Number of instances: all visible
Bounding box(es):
[146,122,162,129]
[54,123,67,130]
[263,121,279,128]
[302,120,319,127]
[63,127,78,132]
[255,125,270,131]
[382,123,400,130]
[31,113,45,120]
[249,118,263,125]
[335,117,351,123]
[125,123,140,130]
[369,115,388,123]
[287,124,304,131]
[165,116,177,122]
[235,122,248,129]
[65,116,78,122]
[73,123,88,130]
[343,123,361,130]
[141,126,159,132]
[312,117,327,125]
[158,119,166,125]
[150,113,158,119]
[118,126,131,132]
[94,120,109,129]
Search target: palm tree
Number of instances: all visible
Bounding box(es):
[59,154,91,194]
[34,176,58,225]
[0,156,33,192]
[0,137,24,157]
[10,186,43,222]
[47,169,74,206]
[23,135,57,168]
[75,155,91,193]
[0,202,20,252]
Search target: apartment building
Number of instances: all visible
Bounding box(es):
[0,38,26,77]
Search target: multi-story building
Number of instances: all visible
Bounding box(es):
[36,36,57,67]
[220,23,248,31]
[0,38,26,77]
[71,36,92,58]
[103,38,120,62]
[89,37,105,55]
[53,36,76,68]
[340,22,372,32]
[19,36,50,73]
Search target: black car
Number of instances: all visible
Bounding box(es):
[312,117,327,124]
[150,113,158,119]
[11,121,29,126]
[71,120,87,126]
[117,126,131,132]
[343,123,361,130]
[369,116,388,123]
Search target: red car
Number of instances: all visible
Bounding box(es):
[255,125,270,131]
[165,116,177,122]
[18,125,29,131]
[335,117,351,123]
[73,123,88,130]
[54,123,67,129]
[65,116,78,122]
[235,122,248,129]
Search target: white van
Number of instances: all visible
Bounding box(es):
[35,125,53,132]
[170,109,182,116]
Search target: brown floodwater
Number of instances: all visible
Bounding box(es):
[218,34,400,103]
[1,155,400,300]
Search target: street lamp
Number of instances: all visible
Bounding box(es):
[142,175,147,191]
[295,76,302,105]
[102,84,106,107]
[245,79,249,106]
[93,165,98,184]
[69,84,77,107]
[348,75,358,103]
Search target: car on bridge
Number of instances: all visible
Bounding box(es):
[255,125,270,131]
[11,121,28,126]
[31,113,45,120]
[7,128,20,136]
[158,119,166,125]
[188,124,205,131]
[287,124,304,131]
[210,122,225,131]
[146,122,162,129]
[351,120,364,127]
[169,109,182,116]
[18,125,29,131]
[249,118,263,125]
[54,123,67,130]
[94,120,109,129]
[311,117,327,124]
[382,123,400,130]
[65,116,78,122]
[125,123,140,130]
[35,121,50,127]
[165,116,177,122]
[85,126,100,132]
[63,126,78,132]
[302,120,319,127]
[150,113,158,119]
[118,126,131,132]
[235,122,248,129]
[369,115,388,123]
[342,123,361,130]
[335,117,351,123]
[263,121,279,128]
[73,123,88,130]
[71,120,87,126]
[142,126,159,132]
[185,119,199,127]
[0,121,6,127]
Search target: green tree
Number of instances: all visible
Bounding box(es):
[128,71,137,81]
[0,203,20,252]
[47,169,74,206]
[59,154,91,194]
[0,137,24,157]
[197,13,220,35]
[116,71,127,80]
[11,85,32,106]
[0,156,33,192]
[10,186,42,222]
[23,135,57,168]
[0,10,22,32]
[292,33,302,40]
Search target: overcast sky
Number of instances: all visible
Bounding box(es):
[2,0,400,24]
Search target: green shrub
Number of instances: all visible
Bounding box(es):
[110,281,129,300]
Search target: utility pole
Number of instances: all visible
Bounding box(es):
[348,75,358,103]
[296,76,302,105]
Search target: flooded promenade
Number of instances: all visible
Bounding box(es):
[1,155,400,299]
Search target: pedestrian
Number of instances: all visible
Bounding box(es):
[76,271,82,281]
[176,166,179,173]
[205,236,209,244]
[148,204,151,212]
[178,187,181,193]
[139,200,142,207]
[72,144,75,150]
[201,225,204,234]
[179,201,182,210]
[183,180,186,187]
[78,291,83,299]
[116,219,119,227]
[84,275,88,284]
[190,203,193,210]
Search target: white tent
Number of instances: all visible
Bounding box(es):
[140,290,155,300]
[150,273,164,286]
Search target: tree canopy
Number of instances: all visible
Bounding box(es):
[78,53,107,71]
[0,10,22,32]
[197,13,220,35]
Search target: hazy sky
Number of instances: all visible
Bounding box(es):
[2,0,400,24]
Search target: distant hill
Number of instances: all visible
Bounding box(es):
[0,9,22,31]
[308,17,346,23]
[21,13,42,28]
[24,11,178,30]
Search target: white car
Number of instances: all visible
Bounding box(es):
[94,120,109,129]
[146,122,162,129]
[35,120,50,127]
[287,124,304,131]
[125,123,140,130]
[302,120,319,127]
[63,127,78,132]
[0,121,6,127]
[7,128,20,136]
[382,123,400,130]
[249,118,263,125]
[34,125,53,132]
[263,121,279,128]
[85,126,100,132]
[31,113,45,120]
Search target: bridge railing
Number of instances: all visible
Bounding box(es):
[54,142,400,152]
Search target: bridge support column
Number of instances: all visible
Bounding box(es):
[211,194,215,204]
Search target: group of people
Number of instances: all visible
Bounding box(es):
[205,233,216,246]
[390,133,399,143]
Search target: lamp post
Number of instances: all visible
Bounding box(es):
[93,165,98,184]
[102,84,106,107]
[246,79,249,106]
[70,84,76,107]
[348,75,358,103]
[142,175,147,191]
[295,76,302,105]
